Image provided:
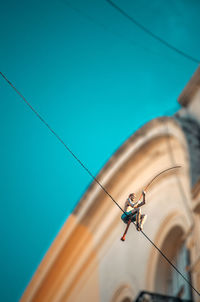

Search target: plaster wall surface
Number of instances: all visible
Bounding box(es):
[21,117,195,302]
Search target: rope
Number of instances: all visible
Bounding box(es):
[138,165,181,200]
[105,0,199,64]
[1,71,199,296]
[144,166,181,192]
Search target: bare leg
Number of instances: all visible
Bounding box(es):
[136,208,141,231]
[139,214,147,230]
[121,219,131,241]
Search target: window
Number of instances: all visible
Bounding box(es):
[167,244,192,300]
[155,226,192,300]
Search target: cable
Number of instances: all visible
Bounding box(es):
[62,0,194,67]
[0,72,125,215]
[61,0,167,61]
[141,230,200,296]
[105,0,199,64]
[162,118,196,298]
[1,71,199,296]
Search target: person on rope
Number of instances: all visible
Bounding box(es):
[121,191,147,241]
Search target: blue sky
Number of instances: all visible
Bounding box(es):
[0,0,199,301]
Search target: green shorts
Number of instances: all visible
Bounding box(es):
[121,210,137,224]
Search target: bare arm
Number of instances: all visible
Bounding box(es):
[135,191,146,208]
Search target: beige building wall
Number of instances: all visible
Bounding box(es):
[21,67,200,302]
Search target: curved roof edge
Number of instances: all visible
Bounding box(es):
[21,115,190,302]
[74,116,188,219]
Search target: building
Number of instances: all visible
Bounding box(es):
[21,67,200,302]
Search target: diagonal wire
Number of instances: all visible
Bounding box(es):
[162,117,195,298]
[61,0,194,67]
[141,230,199,296]
[105,0,200,64]
[1,71,200,296]
[61,0,167,60]
[0,71,125,214]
